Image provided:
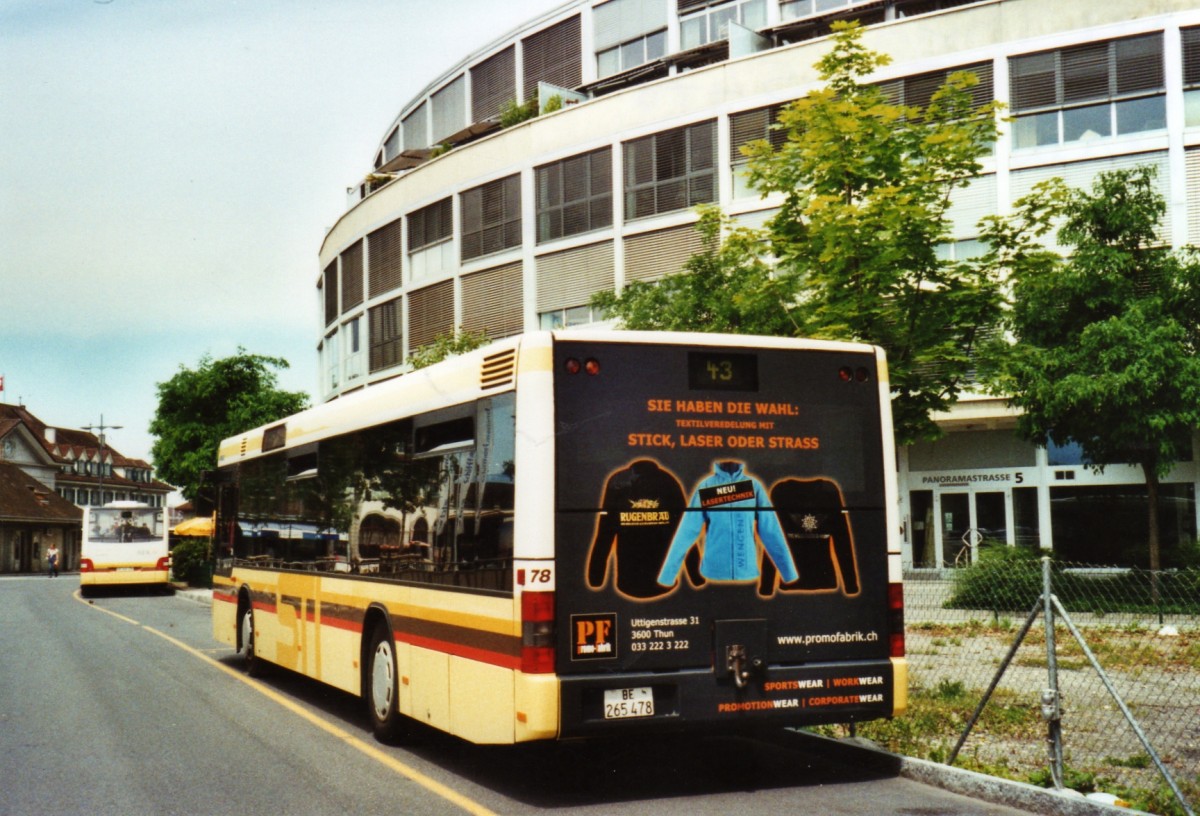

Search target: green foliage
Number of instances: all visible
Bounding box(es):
[592,205,794,335]
[170,537,211,587]
[542,94,563,114]
[407,329,490,371]
[602,22,1007,444]
[499,97,538,127]
[983,165,1200,572]
[946,546,1043,612]
[149,350,309,503]
[742,21,1005,443]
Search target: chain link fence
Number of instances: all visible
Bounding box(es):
[898,552,1199,813]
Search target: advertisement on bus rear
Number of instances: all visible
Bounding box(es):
[553,339,891,694]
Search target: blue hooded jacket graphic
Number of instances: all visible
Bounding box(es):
[656,462,799,585]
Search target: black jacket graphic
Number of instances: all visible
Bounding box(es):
[587,459,700,599]
[759,478,860,596]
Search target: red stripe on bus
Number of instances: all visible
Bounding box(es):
[399,631,522,671]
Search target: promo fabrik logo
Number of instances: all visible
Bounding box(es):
[571,613,617,660]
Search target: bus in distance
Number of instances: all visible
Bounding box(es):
[80,501,170,595]
[211,331,906,744]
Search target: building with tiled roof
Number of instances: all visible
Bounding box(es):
[0,403,174,572]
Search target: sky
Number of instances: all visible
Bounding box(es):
[0,0,560,468]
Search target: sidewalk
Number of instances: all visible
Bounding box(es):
[171,583,213,606]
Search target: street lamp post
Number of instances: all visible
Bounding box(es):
[82,415,122,507]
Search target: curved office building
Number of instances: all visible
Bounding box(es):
[317,0,1200,569]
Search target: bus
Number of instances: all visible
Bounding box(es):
[80,501,171,595]
[211,331,905,744]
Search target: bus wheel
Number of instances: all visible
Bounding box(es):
[366,623,408,743]
[239,604,264,677]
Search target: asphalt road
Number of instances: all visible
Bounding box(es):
[0,575,1039,816]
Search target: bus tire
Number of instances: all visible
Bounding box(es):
[366,622,409,743]
[239,603,265,677]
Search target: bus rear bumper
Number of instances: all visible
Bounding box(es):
[558,658,898,738]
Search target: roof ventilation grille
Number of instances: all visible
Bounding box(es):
[480,348,517,390]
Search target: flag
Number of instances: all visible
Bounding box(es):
[0,375,4,392]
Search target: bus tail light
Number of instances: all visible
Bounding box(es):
[521,591,556,674]
[155,556,171,572]
[79,558,94,573]
[888,582,905,657]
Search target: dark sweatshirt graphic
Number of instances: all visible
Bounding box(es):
[759,478,860,596]
[587,459,698,599]
[657,461,799,586]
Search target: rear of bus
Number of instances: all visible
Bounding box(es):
[546,333,905,737]
[80,502,170,594]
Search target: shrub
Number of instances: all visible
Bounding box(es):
[171,538,212,587]
[946,546,1043,612]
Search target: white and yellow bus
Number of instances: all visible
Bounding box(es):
[80,501,171,595]
[212,331,905,744]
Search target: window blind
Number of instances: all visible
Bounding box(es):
[340,240,364,311]
[367,218,404,298]
[471,46,517,121]
[461,262,524,338]
[536,241,615,312]
[522,15,583,101]
[406,280,455,353]
[323,261,338,327]
[1010,34,1163,114]
[594,0,668,51]
[408,198,453,252]
[402,102,428,151]
[369,297,404,373]
[624,224,704,282]
[432,75,466,144]
[461,175,521,261]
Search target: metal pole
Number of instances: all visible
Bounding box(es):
[947,594,1043,766]
[1050,594,1195,816]
[82,414,122,506]
[1042,556,1064,790]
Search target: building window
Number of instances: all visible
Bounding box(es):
[522,15,583,102]
[535,148,613,243]
[597,30,666,78]
[461,175,521,261]
[539,303,606,330]
[729,103,790,198]
[369,297,403,374]
[594,0,668,79]
[408,198,454,282]
[623,120,717,220]
[340,240,364,311]
[322,260,338,327]
[367,218,404,297]
[1183,27,1200,127]
[1009,34,1165,150]
[342,316,363,384]
[680,0,766,50]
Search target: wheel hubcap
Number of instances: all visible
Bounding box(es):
[371,640,395,719]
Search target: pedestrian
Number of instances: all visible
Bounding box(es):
[46,543,59,578]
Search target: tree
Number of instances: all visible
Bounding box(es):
[150,350,309,503]
[408,329,490,370]
[986,166,1200,574]
[592,205,794,335]
[599,22,1005,443]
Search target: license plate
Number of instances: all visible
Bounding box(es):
[603,687,654,719]
[117,567,135,572]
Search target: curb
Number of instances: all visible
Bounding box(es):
[796,733,1145,816]
[171,584,213,606]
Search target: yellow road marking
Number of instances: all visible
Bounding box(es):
[73,590,140,625]
[75,590,498,816]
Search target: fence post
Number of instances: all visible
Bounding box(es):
[1041,556,1064,789]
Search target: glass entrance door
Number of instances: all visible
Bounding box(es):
[939,490,1009,567]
